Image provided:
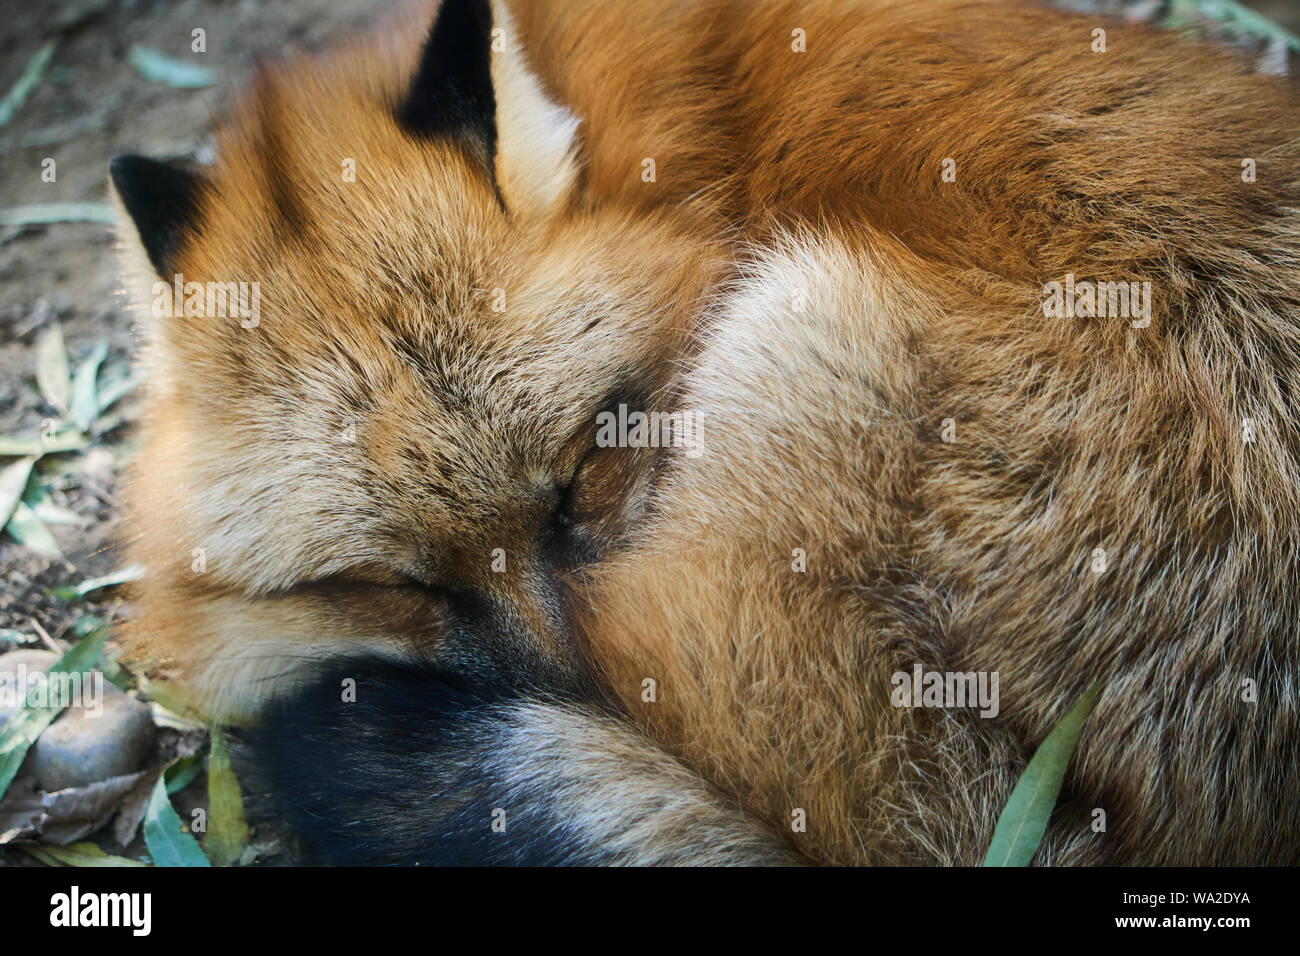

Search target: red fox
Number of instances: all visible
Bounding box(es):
[111,0,1300,864]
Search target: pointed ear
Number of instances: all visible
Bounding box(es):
[397,0,497,161]
[109,155,207,277]
[488,0,580,217]
[398,0,580,217]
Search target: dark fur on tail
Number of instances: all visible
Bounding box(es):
[251,657,800,865]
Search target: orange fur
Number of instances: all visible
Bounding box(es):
[115,0,1300,863]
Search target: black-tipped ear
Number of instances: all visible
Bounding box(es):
[397,0,497,164]
[110,155,207,277]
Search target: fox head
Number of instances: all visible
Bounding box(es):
[110,0,718,719]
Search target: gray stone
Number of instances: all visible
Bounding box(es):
[29,683,156,791]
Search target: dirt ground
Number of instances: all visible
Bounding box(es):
[0,0,1296,865]
[0,0,393,868]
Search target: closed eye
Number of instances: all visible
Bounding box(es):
[553,444,601,531]
[399,573,457,601]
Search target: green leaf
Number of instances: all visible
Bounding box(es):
[0,622,109,800]
[4,500,64,560]
[48,563,144,600]
[0,628,32,645]
[139,677,205,726]
[204,730,249,865]
[0,40,55,128]
[99,654,131,692]
[983,681,1102,867]
[1166,0,1300,51]
[128,45,216,89]
[90,411,127,438]
[96,372,143,414]
[70,340,109,433]
[0,203,117,227]
[143,772,211,867]
[23,842,148,867]
[32,500,84,526]
[35,324,71,415]
[165,750,207,795]
[0,456,36,529]
[69,613,107,638]
[0,430,87,457]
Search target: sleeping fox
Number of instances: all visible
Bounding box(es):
[110,0,1300,865]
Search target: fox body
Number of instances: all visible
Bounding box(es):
[111,0,1300,864]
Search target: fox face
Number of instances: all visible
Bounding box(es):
[111,0,716,714]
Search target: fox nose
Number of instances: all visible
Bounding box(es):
[435,555,584,692]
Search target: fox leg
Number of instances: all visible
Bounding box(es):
[248,656,803,865]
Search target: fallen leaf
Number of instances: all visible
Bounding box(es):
[49,564,144,600]
[4,501,64,560]
[40,772,147,845]
[0,430,87,457]
[142,771,209,867]
[95,372,142,414]
[0,41,56,128]
[32,500,84,527]
[0,770,145,847]
[112,769,159,847]
[164,750,205,795]
[128,45,216,88]
[35,324,71,415]
[983,681,1102,866]
[70,340,109,433]
[0,456,36,529]
[204,730,248,865]
[0,203,117,227]
[22,841,147,866]
[0,777,45,844]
